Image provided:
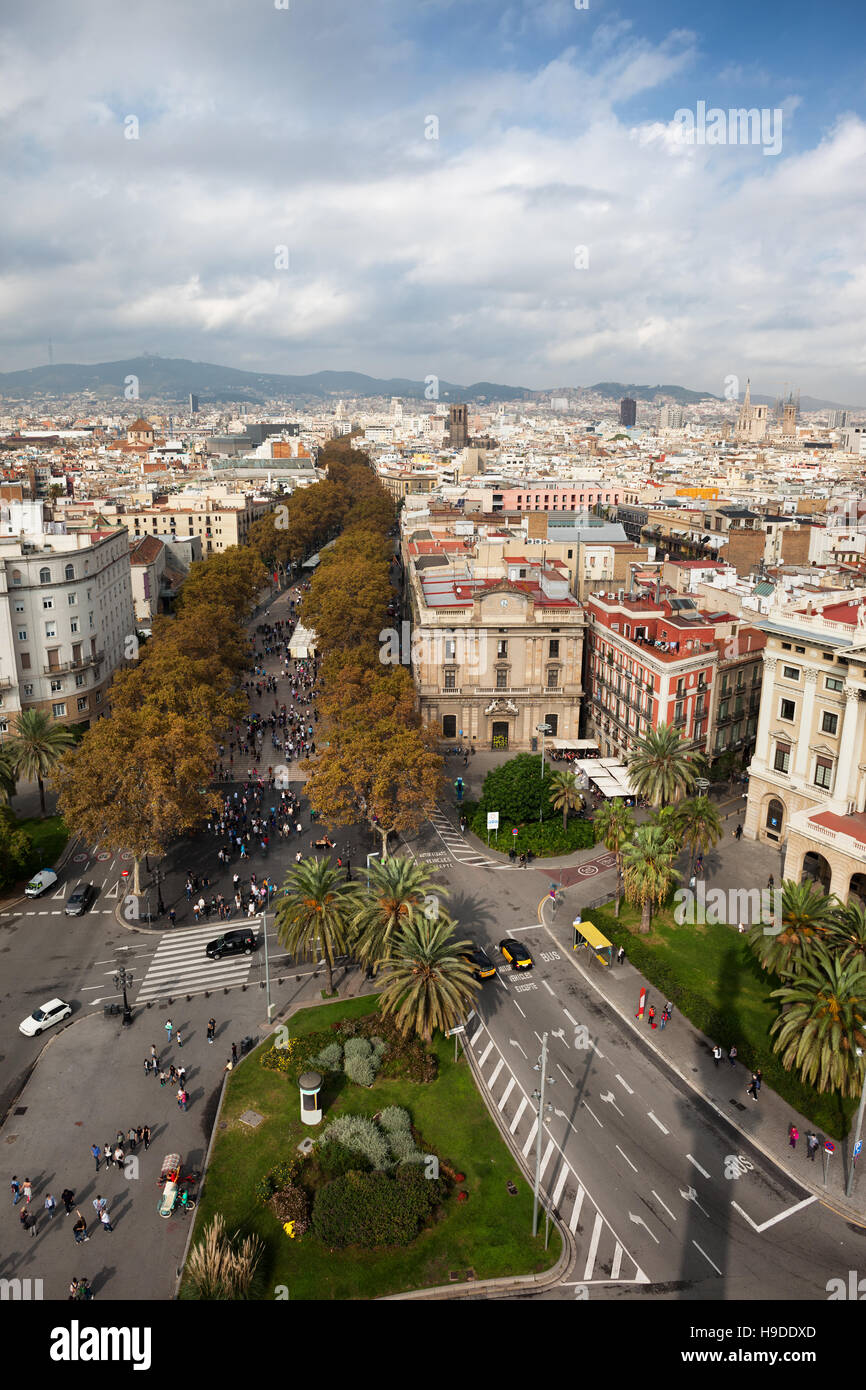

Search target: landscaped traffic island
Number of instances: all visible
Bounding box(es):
[183,996,560,1299]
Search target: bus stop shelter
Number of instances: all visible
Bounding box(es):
[572,919,613,967]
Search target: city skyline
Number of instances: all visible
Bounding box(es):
[1,0,864,398]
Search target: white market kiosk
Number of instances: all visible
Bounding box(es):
[289,624,318,660]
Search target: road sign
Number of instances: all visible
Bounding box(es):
[121,869,129,878]
[512,827,519,837]
[487,811,499,830]
[445,1025,466,1036]
[855,1140,862,1158]
[824,1140,836,1154]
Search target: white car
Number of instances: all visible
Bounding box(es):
[19,998,72,1037]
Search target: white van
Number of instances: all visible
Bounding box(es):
[24,869,59,898]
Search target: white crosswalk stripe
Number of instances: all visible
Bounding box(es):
[468,1015,646,1284]
[134,921,263,1003]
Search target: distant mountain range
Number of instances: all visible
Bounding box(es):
[0,356,856,413]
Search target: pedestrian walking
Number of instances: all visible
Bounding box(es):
[789,1124,799,1151]
[728,1044,737,1068]
[176,1029,183,1048]
[660,1007,670,1029]
[712,1044,722,1067]
[73,1210,90,1243]
[168,908,176,927]
[648,1005,656,1028]
[169,1064,178,1086]
[143,1125,151,1152]
[165,1019,173,1043]
[99,1207,113,1233]
[113,1146,124,1169]
[60,1188,75,1215]
[128,1127,137,1151]
[20,1207,35,1238]
[44,1193,56,1219]
[150,1044,158,1066]
[734,823,743,840]
[92,1195,107,1218]
[10,1175,20,1205]
[22,1178,32,1205]
[806,1133,819,1162]
[177,1066,186,1089]
[159,1070,167,1087]
[747,1069,762,1101]
[768,874,774,890]
[177,1089,188,1112]
[231,1042,238,1064]
[616,946,626,966]
[143,1056,151,1077]
[90,1143,101,1171]
[207,1018,216,1045]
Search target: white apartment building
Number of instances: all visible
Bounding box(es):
[745,590,866,905]
[0,515,135,735]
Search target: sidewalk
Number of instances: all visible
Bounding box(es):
[539,887,866,1225]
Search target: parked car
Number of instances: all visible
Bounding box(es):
[205,928,260,960]
[19,998,73,1037]
[24,869,59,898]
[499,938,534,970]
[464,942,497,980]
[65,882,97,917]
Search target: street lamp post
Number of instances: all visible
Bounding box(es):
[846,1047,865,1197]
[365,851,380,898]
[112,966,134,1027]
[536,723,551,825]
[531,1033,555,1237]
[262,909,274,1023]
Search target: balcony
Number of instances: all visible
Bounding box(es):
[43,650,104,676]
[0,677,12,689]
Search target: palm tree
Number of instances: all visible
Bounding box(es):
[6,711,76,816]
[621,823,680,933]
[769,942,866,1097]
[747,879,839,976]
[627,722,706,808]
[676,795,723,872]
[349,854,444,973]
[593,797,635,915]
[548,768,583,831]
[378,914,479,1041]
[274,857,353,994]
[822,901,866,967]
[0,744,17,806]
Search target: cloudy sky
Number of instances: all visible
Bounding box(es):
[2,0,865,400]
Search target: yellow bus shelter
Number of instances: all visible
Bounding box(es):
[572,919,613,968]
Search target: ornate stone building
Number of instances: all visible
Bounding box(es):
[744,590,866,905]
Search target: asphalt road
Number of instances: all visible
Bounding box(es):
[400,809,866,1303]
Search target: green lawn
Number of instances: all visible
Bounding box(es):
[19,815,70,870]
[588,901,856,1139]
[185,996,560,1299]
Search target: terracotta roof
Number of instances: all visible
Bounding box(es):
[130,534,165,565]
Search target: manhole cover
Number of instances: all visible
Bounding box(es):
[238,1109,264,1128]
[5,1135,18,1144]
[13,1107,27,1116]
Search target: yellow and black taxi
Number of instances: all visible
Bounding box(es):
[464,942,497,981]
[499,938,534,971]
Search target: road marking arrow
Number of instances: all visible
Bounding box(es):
[551,1027,566,1041]
[679,1185,710,1216]
[553,1108,579,1134]
[509,1038,527,1058]
[628,1212,660,1244]
[599,1090,624,1116]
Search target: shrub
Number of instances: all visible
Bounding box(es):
[320,1114,392,1170]
[311,1165,442,1248]
[307,1042,343,1071]
[343,1036,371,1059]
[255,1155,302,1204]
[270,1186,310,1236]
[314,1139,371,1182]
[260,1037,302,1075]
[344,1054,376,1086]
[378,1106,412,1134]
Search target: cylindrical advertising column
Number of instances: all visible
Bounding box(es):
[298,1071,323,1126]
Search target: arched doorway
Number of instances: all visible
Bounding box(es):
[764,797,784,840]
[801,851,832,893]
[849,874,866,910]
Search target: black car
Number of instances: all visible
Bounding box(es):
[205,928,260,960]
[65,882,97,917]
[464,942,497,981]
